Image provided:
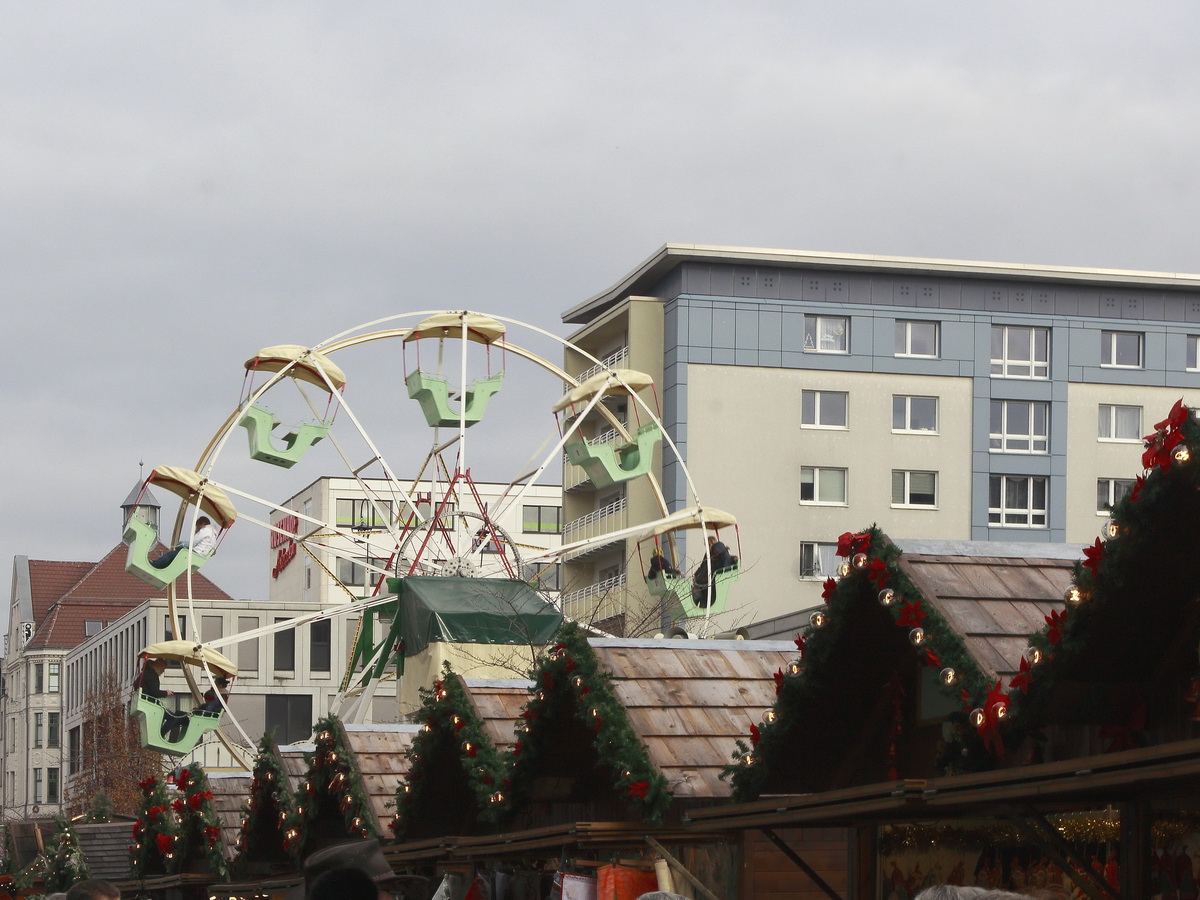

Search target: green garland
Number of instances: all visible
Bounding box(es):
[175,765,228,881]
[390,662,508,840]
[43,816,90,893]
[293,716,377,858]
[726,526,992,800]
[129,774,183,877]
[233,735,301,873]
[982,400,1200,759]
[503,622,671,825]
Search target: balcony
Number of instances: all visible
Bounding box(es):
[574,347,629,386]
[561,496,628,558]
[560,571,627,623]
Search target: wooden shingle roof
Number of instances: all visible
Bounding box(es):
[463,678,532,753]
[895,541,1078,682]
[589,638,796,798]
[343,725,419,831]
[278,744,314,793]
[76,821,135,881]
[208,773,252,859]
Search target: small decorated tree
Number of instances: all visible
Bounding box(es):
[391,662,507,840]
[233,736,301,875]
[129,774,183,877]
[43,816,91,894]
[293,716,376,857]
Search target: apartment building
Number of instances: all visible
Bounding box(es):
[560,244,1200,632]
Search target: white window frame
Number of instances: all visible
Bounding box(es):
[895,320,940,358]
[1188,336,1200,372]
[892,395,938,434]
[1101,330,1144,368]
[1097,404,1142,442]
[800,390,849,429]
[799,466,848,505]
[1097,478,1135,515]
[891,470,938,508]
[988,475,1048,528]
[798,542,838,579]
[803,315,849,354]
[990,325,1050,379]
[989,400,1049,454]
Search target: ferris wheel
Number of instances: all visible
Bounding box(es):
[122,311,740,767]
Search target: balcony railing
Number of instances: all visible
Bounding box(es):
[574,347,629,386]
[562,496,628,548]
[560,571,627,623]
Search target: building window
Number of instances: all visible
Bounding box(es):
[274,618,295,673]
[33,769,42,804]
[46,768,59,805]
[47,663,59,693]
[892,396,938,433]
[84,620,103,637]
[68,727,81,776]
[1101,330,1143,368]
[33,664,43,694]
[335,498,393,531]
[803,315,849,354]
[988,475,1048,527]
[798,542,837,579]
[1189,336,1200,371]
[895,320,939,358]
[892,471,937,507]
[522,562,561,592]
[800,467,847,504]
[164,615,187,642]
[991,325,1049,379]
[522,505,563,534]
[264,694,312,746]
[47,713,59,749]
[990,400,1049,453]
[1097,478,1135,514]
[801,391,848,429]
[237,617,260,671]
[310,619,332,673]
[1098,404,1142,441]
[32,713,42,748]
[335,556,389,588]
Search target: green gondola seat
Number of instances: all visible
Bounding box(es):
[564,422,662,488]
[405,369,503,428]
[646,562,739,618]
[122,517,212,592]
[130,689,224,755]
[237,404,329,468]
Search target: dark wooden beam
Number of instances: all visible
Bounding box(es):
[758,827,845,900]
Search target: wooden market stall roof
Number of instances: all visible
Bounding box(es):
[278,742,314,791]
[208,773,252,860]
[464,678,533,753]
[590,637,797,799]
[893,539,1078,684]
[343,724,420,831]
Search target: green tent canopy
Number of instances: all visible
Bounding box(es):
[386,576,563,657]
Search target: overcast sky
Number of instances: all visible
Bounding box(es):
[4,3,1199,627]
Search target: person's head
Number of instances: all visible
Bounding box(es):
[287,840,398,900]
[195,516,211,529]
[149,658,168,673]
[214,676,230,689]
[45,893,68,900]
[65,880,121,900]
[914,888,987,900]
[707,536,717,547]
[309,865,382,900]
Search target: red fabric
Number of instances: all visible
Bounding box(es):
[597,865,659,900]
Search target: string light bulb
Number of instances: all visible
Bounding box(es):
[1025,646,1044,665]
[1065,586,1084,605]
[970,708,986,728]
[879,588,896,606]
[763,709,777,724]
[837,562,852,577]
[809,610,827,628]
[741,752,756,766]
[852,552,869,569]
[787,661,802,676]
[939,667,957,686]
[1176,445,1191,463]
[908,627,926,646]
[1104,520,1121,539]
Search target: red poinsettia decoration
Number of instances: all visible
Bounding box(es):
[139,776,157,794]
[749,723,761,747]
[821,577,838,602]
[1046,609,1068,645]
[836,531,871,557]
[1100,701,1147,752]
[542,672,555,690]
[204,826,222,847]
[155,833,173,854]
[773,668,785,695]
[976,680,1010,759]
[1009,657,1033,694]
[924,648,941,669]
[794,633,808,657]
[1130,474,1147,504]
[628,781,649,799]
[1082,538,1105,576]
[896,599,926,629]
[1142,399,1189,471]
[866,557,890,586]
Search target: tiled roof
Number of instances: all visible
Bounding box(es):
[26,543,237,650]
[590,638,797,798]
[897,552,1073,682]
[343,726,419,831]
